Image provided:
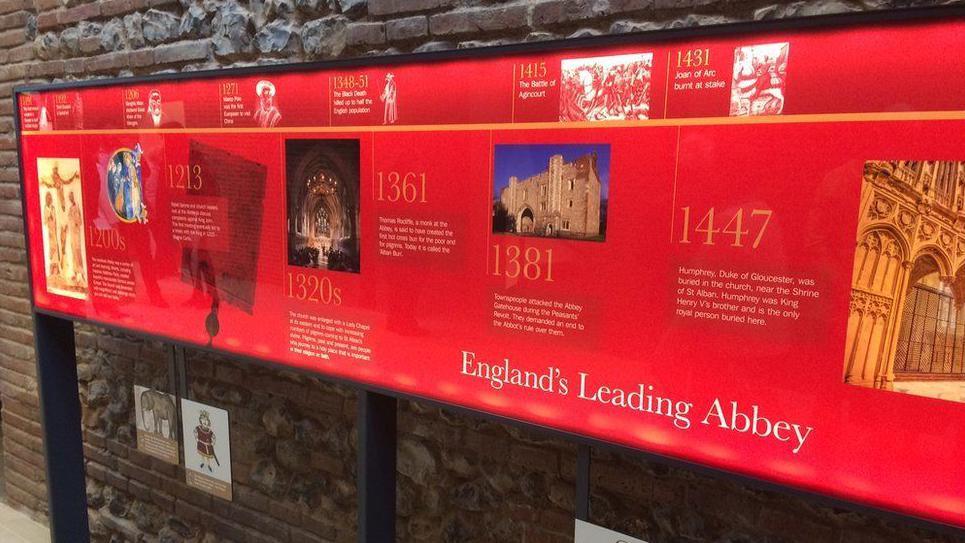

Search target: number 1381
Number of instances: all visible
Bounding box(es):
[491,245,555,281]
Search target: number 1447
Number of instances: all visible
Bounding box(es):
[678,207,772,248]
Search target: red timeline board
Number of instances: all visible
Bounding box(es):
[15,13,965,530]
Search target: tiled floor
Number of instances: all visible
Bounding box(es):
[0,503,49,543]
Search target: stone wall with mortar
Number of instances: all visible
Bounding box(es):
[2,0,965,541]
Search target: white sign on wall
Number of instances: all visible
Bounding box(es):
[574,520,648,543]
[181,398,233,501]
[133,385,179,465]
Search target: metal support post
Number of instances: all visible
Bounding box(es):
[33,313,90,542]
[357,390,397,543]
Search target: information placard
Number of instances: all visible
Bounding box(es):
[16,15,965,529]
[575,520,647,543]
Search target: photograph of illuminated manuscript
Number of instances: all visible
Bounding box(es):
[106,145,148,223]
[492,144,609,242]
[560,53,653,121]
[286,139,361,273]
[729,42,788,116]
[38,158,88,299]
[844,160,965,404]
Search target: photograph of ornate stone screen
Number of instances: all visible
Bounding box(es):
[844,160,965,403]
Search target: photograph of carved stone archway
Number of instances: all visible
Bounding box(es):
[844,160,965,403]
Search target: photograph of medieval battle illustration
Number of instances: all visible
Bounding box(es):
[38,157,88,299]
[559,53,653,121]
[286,139,361,273]
[492,144,609,241]
[844,161,965,404]
[729,42,789,116]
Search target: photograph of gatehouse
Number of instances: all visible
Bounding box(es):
[492,143,609,242]
[844,160,965,403]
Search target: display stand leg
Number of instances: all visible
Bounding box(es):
[32,313,90,542]
[167,346,178,396]
[576,443,591,521]
[357,390,397,543]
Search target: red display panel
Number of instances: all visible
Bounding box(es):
[16,16,965,529]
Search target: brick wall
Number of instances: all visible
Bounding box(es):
[2,0,965,541]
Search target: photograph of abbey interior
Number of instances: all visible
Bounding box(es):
[286,139,361,274]
[492,144,609,241]
[844,160,965,403]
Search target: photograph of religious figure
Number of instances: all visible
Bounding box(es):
[560,53,653,122]
[254,79,281,128]
[106,144,148,223]
[147,89,162,127]
[38,95,52,131]
[38,158,88,299]
[286,139,361,273]
[380,73,398,125]
[843,160,965,404]
[492,144,610,242]
[729,42,788,117]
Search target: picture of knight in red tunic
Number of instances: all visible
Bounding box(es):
[560,52,653,122]
[729,42,789,117]
[194,410,219,472]
[181,398,232,499]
